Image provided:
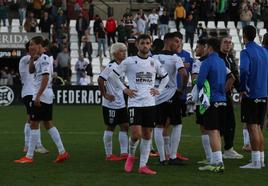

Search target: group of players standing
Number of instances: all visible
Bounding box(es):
[99,25,268,174]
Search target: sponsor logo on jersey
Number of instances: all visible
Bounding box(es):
[136,72,153,84]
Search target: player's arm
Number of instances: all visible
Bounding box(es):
[29,57,36,74]
[177,67,188,94]
[239,50,250,97]
[197,61,209,91]
[151,61,169,96]
[35,73,49,107]
[225,72,235,92]
[98,67,115,102]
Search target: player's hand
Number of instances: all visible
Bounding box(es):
[104,93,115,102]
[34,97,41,108]
[150,88,159,96]
[176,88,184,96]
[123,88,137,98]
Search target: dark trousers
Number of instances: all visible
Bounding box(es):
[175,18,184,31]
[185,32,194,48]
[150,24,158,35]
[221,95,236,150]
[107,32,116,46]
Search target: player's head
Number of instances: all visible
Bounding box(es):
[29,36,44,55]
[220,35,233,54]
[152,38,164,54]
[242,25,256,43]
[172,31,183,52]
[136,34,152,55]
[206,37,220,54]
[195,39,207,57]
[25,41,30,53]
[110,42,127,63]
[262,33,268,49]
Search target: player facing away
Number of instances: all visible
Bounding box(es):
[152,32,188,165]
[197,38,228,173]
[15,36,69,163]
[109,34,169,175]
[98,43,129,161]
[239,25,268,169]
[19,41,49,154]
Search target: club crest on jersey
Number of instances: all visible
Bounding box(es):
[135,61,137,64]
[150,60,154,67]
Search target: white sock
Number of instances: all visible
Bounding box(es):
[252,151,261,166]
[170,124,182,159]
[261,151,265,165]
[26,129,39,158]
[129,138,139,157]
[36,128,43,148]
[163,136,170,158]
[212,151,223,165]
[24,122,31,148]
[154,128,165,161]
[139,138,151,168]
[243,129,250,145]
[201,134,212,161]
[48,127,65,154]
[103,130,113,156]
[119,131,128,154]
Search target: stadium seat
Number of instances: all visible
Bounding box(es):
[71,50,79,58]
[89,20,94,28]
[198,21,206,28]
[207,21,216,29]
[180,28,185,35]
[70,35,78,42]
[237,21,243,29]
[217,21,225,29]
[229,28,238,36]
[92,42,98,50]
[254,36,261,44]
[70,43,79,50]
[168,20,176,29]
[249,21,255,26]
[232,36,241,44]
[70,20,76,27]
[70,27,77,34]
[233,43,242,51]
[257,21,264,29]
[11,26,20,33]
[170,28,177,32]
[239,29,243,37]
[0,26,8,33]
[259,29,266,38]
[227,21,236,29]
[12,19,20,26]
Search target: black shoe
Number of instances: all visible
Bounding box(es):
[169,158,186,166]
[159,160,168,166]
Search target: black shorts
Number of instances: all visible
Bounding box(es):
[203,102,227,130]
[179,99,187,117]
[156,92,182,126]
[22,95,33,115]
[30,101,53,121]
[195,105,204,126]
[128,106,156,128]
[240,97,267,126]
[102,106,128,126]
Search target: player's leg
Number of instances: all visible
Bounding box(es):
[118,107,129,159]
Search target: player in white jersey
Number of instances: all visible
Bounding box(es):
[109,34,169,175]
[19,41,48,154]
[98,43,129,161]
[15,36,69,164]
[152,32,188,165]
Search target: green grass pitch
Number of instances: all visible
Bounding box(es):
[1,105,268,186]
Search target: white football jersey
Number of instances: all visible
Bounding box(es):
[32,54,54,104]
[153,52,184,104]
[99,61,126,109]
[114,55,167,107]
[19,55,34,98]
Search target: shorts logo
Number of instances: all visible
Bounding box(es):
[109,117,114,124]
[0,86,14,106]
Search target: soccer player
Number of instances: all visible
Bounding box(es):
[239,25,268,169]
[98,43,129,161]
[19,41,49,154]
[197,38,227,173]
[152,32,188,165]
[219,35,243,159]
[15,36,69,163]
[191,39,212,164]
[109,34,169,175]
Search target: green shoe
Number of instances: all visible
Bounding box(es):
[198,163,224,173]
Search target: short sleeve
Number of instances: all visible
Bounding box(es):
[40,56,51,75]
[113,58,128,76]
[155,59,168,77]
[174,55,184,70]
[99,64,113,80]
[192,60,201,74]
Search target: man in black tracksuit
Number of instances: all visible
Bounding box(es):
[219,35,243,159]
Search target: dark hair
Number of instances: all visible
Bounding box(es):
[172,31,183,39]
[207,37,220,52]
[243,25,256,41]
[164,32,174,41]
[136,34,151,42]
[31,36,44,47]
[152,38,164,54]
[197,39,207,46]
[263,33,268,49]
[25,41,30,52]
